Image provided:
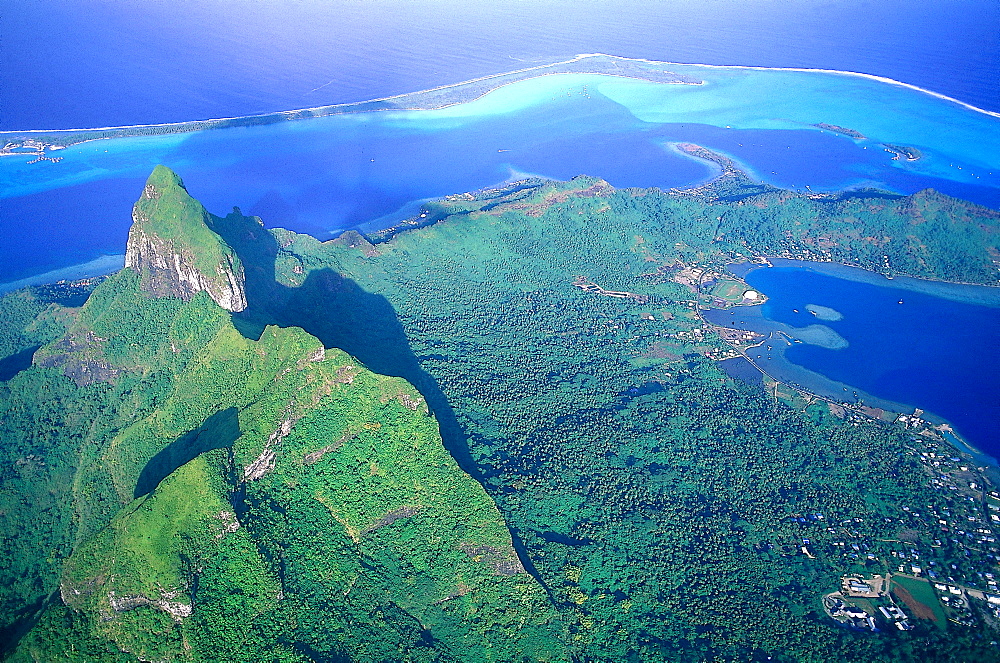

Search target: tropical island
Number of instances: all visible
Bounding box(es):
[1,160,1000,662]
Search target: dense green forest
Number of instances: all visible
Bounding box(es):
[2,170,562,662]
[244,173,1000,661]
[2,166,1000,661]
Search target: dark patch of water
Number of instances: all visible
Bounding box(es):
[0,178,140,283]
[539,530,594,547]
[717,356,764,389]
[713,264,1000,459]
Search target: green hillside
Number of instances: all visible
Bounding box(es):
[2,170,564,662]
[221,173,1000,661]
[2,166,1000,662]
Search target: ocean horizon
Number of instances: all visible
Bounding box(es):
[3,54,999,285]
[4,0,998,132]
[7,5,1000,658]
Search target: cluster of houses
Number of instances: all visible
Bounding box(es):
[877,604,913,630]
[828,571,1000,632]
[824,575,915,632]
[702,344,743,361]
[772,433,996,594]
[934,584,978,627]
[825,595,879,631]
[806,429,1000,632]
[903,443,999,577]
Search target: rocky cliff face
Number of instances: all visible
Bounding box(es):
[124,166,247,312]
[124,222,248,312]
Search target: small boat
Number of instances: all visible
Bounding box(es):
[898,299,904,304]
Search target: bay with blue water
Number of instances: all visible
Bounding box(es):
[708,261,1000,460]
[3,61,1000,286]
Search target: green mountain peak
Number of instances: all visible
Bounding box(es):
[145,163,186,189]
[124,165,247,312]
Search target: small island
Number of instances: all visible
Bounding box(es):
[813,122,868,140]
[805,303,844,321]
[883,143,923,161]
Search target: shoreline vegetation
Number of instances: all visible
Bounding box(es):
[0,255,125,296]
[810,124,925,164]
[691,261,994,469]
[361,145,999,465]
[660,146,999,461]
[6,137,998,466]
[813,123,868,140]
[4,165,1000,658]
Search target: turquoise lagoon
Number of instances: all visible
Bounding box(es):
[2,57,1000,283]
[2,58,999,457]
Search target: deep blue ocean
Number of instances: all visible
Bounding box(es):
[3,0,999,130]
[1,1,999,458]
[3,0,999,285]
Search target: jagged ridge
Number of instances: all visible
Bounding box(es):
[4,168,566,661]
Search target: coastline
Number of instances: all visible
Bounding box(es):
[708,308,996,467]
[0,254,124,295]
[641,55,1000,120]
[665,141,768,191]
[762,258,1000,307]
[0,55,701,150]
[4,52,998,149]
[3,86,996,467]
[703,259,999,466]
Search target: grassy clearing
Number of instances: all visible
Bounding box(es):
[891,575,947,627]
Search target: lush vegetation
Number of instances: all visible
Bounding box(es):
[2,170,562,662]
[247,173,1000,661]
[127,165,246,308]
[26,274,562,661]
[3,167,1000,661]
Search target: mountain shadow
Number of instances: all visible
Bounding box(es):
[0,345,40,382]
[209,210,550,590]
[134,407,241,498]
[211,209,483,483]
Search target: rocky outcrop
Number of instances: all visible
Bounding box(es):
[124,222,247,311]
[459,542,526,576]
[108,589,192,621]
[242,418,295,482]
[35,330,122,386]
[124,166,247,312]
